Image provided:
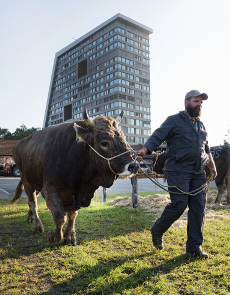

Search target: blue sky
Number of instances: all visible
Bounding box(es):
[0,0,229,146]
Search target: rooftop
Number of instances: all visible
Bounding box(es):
[56,13,153,58]
[0,140,19,156]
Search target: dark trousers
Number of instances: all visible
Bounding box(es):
[153,171,207,251]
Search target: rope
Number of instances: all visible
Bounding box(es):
[86,143,131,161]
[86,142,133,175]
[123,142,214,196]
[138,164,213,196]
[85,135,213,195]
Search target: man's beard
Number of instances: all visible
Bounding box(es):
[186,103,201,118]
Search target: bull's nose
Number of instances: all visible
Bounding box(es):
[128,161,139,174]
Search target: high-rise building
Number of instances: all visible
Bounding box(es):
[43,13,153,144]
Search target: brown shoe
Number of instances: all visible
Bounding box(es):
[186,248,209,258]
[151,227,163,249]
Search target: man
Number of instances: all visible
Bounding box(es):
[137,90,217,258]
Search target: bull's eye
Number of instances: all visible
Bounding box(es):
[101,141,109,148]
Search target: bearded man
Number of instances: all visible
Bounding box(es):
[137,90,217,258]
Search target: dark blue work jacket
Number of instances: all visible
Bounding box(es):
[144,111,210,173]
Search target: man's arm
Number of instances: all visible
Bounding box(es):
[207,153,217,180]
[136,116,174,163]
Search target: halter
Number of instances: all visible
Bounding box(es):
[86,142,133,175]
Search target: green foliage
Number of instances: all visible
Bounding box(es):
[223,139,230,146]
[0,193,230,294]
[0,125,41,140]
[0,128,10,139]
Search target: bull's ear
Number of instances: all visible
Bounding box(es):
[115,110,124,124]
[73,123,92,142]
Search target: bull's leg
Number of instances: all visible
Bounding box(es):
[215,180,225,204]
[24,185,44,233]
[27,208,34,224]
[27,191,39,224]
[225,174,230,203]
[64,211,78,245]
[43,190,67,243]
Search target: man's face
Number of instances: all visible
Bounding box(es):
[185,95,203,118]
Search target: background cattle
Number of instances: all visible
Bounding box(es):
[206,146,230,203]
[9,109,139,245]
[152,145,230,204]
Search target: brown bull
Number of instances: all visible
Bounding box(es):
[9,109,138,245]
[206,146,230,203]
[152,145,230,204]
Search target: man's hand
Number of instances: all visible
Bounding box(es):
[207,153,217,180]
[209,167,218,180]
[136,147,149,163]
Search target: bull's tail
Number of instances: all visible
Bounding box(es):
[8,180,24,207]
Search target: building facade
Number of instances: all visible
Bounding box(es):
[43,14,153,144]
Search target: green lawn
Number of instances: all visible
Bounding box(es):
[0,191,230,294]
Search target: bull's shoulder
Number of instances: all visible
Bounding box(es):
[12,134,33,158]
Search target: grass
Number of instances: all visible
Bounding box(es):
[0,190,230,294]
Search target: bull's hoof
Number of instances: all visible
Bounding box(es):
[27,216,34,224]
[214,201,221,204]
[48,230,63,243]
[64,233,77,246]
[35,225,44,234]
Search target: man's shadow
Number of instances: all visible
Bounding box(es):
[41,251,194,295]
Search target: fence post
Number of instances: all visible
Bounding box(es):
[95,188,99,203]
[131,175,138,208]
[102,187,107,202]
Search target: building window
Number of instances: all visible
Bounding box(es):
[129,119,135,125]
[128,89,134,94]
[144,129,151,136]
[136,137,144,144]
[126,136,135,143]
[127,31,134,38]
[119,126,128,133]
[121,117,126,124]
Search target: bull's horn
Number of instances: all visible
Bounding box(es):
[83,108,95,129]
[115,110,124,124]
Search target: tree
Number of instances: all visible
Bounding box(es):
[0,128,12,139]
[223,139,229,146]
[0,125,41,140]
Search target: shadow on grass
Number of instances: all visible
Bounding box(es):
[41,252,193,294]
[0,197,154,259]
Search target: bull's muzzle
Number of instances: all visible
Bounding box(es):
[118,161,140,177]
[128,161,139,174]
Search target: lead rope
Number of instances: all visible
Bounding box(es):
[124,142,214,196]
[86,139,213,196]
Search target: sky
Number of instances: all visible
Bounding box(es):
[0,0,230,146]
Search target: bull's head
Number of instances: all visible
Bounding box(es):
[73,109,139,181]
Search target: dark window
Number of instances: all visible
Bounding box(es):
[78,59,87,78]
[64,104,72,121]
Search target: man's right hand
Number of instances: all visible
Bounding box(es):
[136,147,149,163]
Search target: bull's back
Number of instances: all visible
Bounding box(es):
[211,146,230,168]
[13,122,81,190]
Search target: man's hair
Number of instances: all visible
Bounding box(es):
[185,96,192,102]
